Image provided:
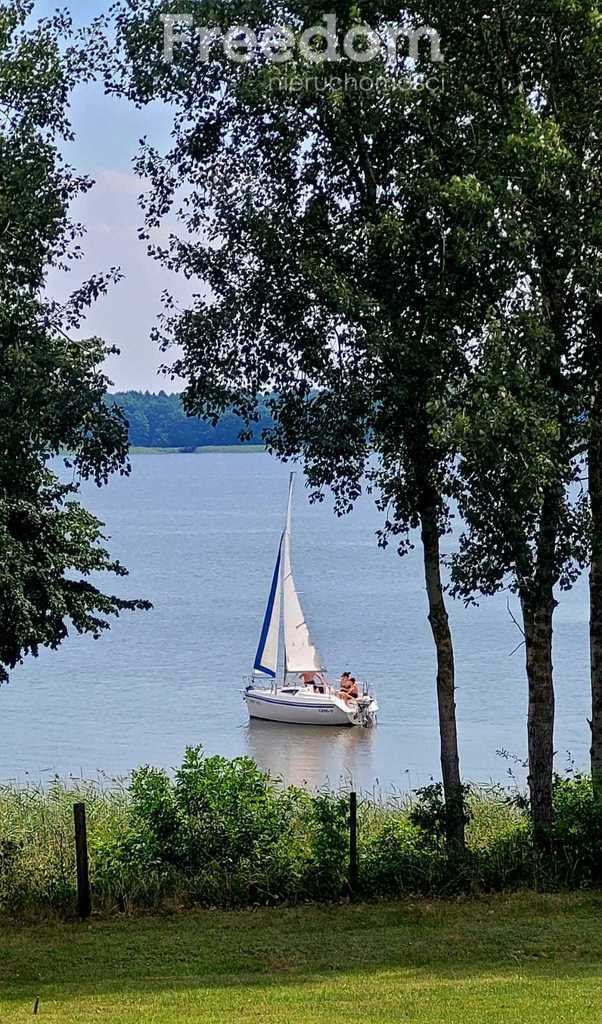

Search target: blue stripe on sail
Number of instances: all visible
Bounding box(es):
[254,536,283,677]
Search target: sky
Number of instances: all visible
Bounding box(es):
[36,0,193,392]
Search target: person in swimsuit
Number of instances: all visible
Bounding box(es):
[337,672,353,701]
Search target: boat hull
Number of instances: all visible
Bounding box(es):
[244,688,376,727]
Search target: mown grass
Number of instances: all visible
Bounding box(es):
[1,894,601,1022]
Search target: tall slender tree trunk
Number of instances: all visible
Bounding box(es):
[589,386,602,799]
[421,501,465,850]
[520,589,556,849]
[519,489,559,850]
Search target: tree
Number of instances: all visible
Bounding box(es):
[106,390,275,448]
[589,304,602,800]
[0,2,149,683]
[449,319,586,845]
[114,0,529,847]
[411,0,598,842]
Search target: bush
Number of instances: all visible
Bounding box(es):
[360,814,447,896]
[92,748,352,908]
[551,773,602,887]
[93,749,301,907]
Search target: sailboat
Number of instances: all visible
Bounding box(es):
[244,474,378,727]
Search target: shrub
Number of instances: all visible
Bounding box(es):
[95,747,352,907]
[551,773,602,887]
[303,793,349,898]
[359,814,447,896]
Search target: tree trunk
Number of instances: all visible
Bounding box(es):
[421,503,465,850]
[518,483,560,850]
[521,590,556,850]
[589,389,602,799]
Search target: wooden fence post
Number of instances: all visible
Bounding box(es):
[73,802,92,919]
[349,791,358,897]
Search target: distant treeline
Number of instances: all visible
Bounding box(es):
[107,391,274,449]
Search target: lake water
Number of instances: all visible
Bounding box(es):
[0,452,591,792]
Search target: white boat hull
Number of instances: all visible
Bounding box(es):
[244,687,378,727]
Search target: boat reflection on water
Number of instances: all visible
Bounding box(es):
[245,718,377,790]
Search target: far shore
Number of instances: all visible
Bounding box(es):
[129,444,267,455]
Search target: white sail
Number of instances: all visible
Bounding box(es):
[253,533,283,678]
[282,474,323,675]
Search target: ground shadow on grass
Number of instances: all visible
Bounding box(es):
[1,893,602,1006]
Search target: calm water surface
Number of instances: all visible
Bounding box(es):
[0,453,590,790]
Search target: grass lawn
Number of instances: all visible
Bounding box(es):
[1,894,601,1023]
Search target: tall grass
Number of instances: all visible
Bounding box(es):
[0,776,130,916]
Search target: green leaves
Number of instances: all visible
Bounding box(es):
[0,1,150,683]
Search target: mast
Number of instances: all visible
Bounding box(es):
[280,473,295,691]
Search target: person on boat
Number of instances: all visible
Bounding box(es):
[337,672,352,701]
[313,671,327,694]
[301,670,327,694]
[338,674,359,704]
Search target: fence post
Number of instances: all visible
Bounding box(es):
[73,802,92,919]
[349,791,358,897]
